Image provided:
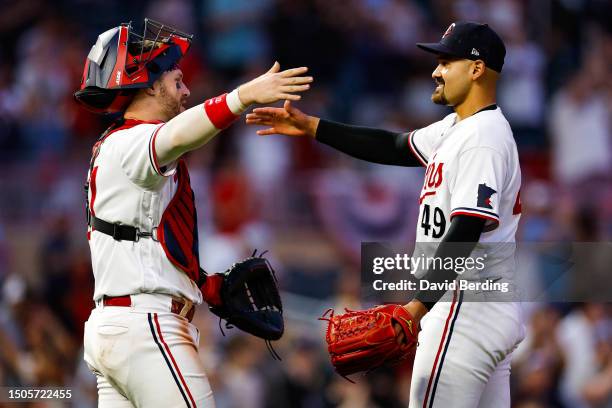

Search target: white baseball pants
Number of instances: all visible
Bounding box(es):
[409,290,525,408]
[84,294,214,407]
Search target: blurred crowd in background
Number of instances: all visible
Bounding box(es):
[0,0,611,407]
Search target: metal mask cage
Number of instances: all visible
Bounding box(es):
[125,18,194,75]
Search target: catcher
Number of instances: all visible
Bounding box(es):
[75,19,309,407]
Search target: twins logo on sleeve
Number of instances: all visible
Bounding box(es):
[477,183,496,209]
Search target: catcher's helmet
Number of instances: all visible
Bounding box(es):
[74,18,193,114]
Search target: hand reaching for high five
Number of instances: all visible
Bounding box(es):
[245,100,320,138]
[238,62,313,106]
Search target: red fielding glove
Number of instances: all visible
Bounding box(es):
[320,304,419,379]
[200,274,223,307]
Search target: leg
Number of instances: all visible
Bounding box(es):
[477,355,511,408]
[85,308,214,407]
[410,297,523,408]
[96,372,134,408]
[128,313,215,408]
[409,294,488,407]
[85,311,134,408]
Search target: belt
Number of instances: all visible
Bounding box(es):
[102,295,195,322]
[91,216,157,242]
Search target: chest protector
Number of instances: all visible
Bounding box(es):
[86,119,201,283]
[157,160,200,282]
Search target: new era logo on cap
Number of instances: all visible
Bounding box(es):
[471,48,480,56]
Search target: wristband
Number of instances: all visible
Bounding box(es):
[204,93,239,130]
[200,273,223,307]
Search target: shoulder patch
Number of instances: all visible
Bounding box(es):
[477,183,496,209]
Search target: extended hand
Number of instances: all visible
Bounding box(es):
[245,100,320,138]
[238,62,313,105]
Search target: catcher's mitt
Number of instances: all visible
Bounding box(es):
[320,304,418,379]
[200,252,283,342]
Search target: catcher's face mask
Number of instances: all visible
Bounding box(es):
[74,18,193,114]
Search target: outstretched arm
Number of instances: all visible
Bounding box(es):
[316,119,421,166]
[156,62,313,166]
[246,101,422,167]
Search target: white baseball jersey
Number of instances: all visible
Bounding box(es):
[87,121,202,304]
[408,106,522,281]
[84,91,245,408]
[405,106,526,408]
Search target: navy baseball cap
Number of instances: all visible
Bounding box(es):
[417,21,506,73]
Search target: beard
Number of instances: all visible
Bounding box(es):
[431,83,449,105]
[159,85,183,119]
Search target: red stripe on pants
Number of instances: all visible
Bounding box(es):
[422,289,458,408]
[153,314,196,407]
